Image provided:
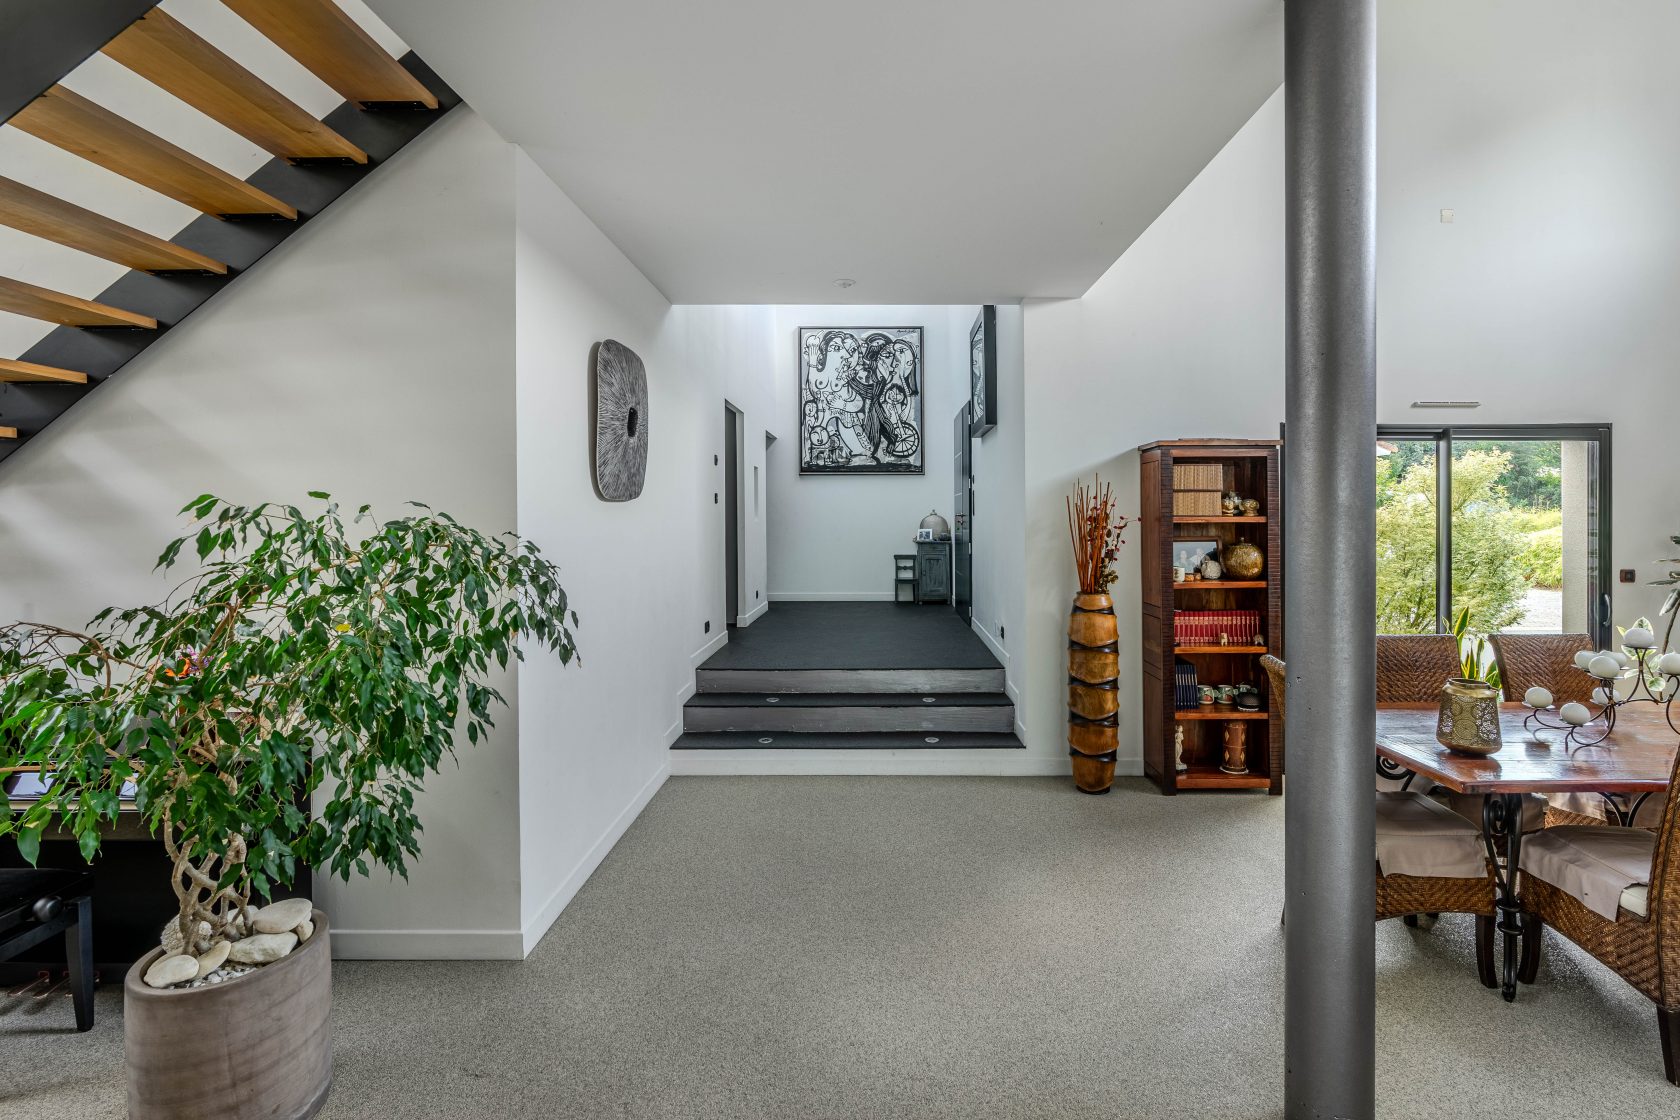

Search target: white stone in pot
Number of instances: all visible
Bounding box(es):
[194,940,232,979]
[143,953,199,989]
[161,919,212,956]
[294,918,314,944]
[252,898,313,934]
[227,931,298,964]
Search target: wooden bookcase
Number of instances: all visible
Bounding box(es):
[1140,439,1283,795]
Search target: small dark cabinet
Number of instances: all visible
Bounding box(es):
[915,542,951,604]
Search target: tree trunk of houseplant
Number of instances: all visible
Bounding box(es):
[124,911,332,1120]
[1068,593,1120,793]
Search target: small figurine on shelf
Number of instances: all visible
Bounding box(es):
[1174,725,1188,773]
[1219,632,1230,646]
[1200,557,1223,581]
[1222,492,1240,515]
[1241,498,1261,516]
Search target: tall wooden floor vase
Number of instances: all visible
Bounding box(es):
[1067,593,1120,793]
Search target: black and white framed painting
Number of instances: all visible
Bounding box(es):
[798,327,924,474]
[969,305,996,437]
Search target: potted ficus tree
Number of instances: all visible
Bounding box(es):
[0,493,576,1120]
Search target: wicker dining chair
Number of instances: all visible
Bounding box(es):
[1518,747,1680,1084]
[1375,634,1465,703]
[1489,633,1596,706]
[1262,654,1498,987]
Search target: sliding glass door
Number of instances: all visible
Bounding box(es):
[1376,425,1611,647]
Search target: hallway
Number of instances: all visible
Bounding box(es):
[9,777,1672,1119]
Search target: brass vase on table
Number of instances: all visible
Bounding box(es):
[1436,677,1503,756]
[1067,592,1120,793]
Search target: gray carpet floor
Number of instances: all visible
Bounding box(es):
[4,777,1673,1118]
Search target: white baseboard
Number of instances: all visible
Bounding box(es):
[691,629,728,668]
[518,761,670,957]
[973,620,1009,668]
[768,592,895,602]
[329,926,525,961]
[331,763,673,961]
[736,600,769,626]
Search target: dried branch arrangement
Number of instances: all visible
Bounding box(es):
[1066,475,1132,595]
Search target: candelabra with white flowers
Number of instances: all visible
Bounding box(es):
[1521,622,1680,746]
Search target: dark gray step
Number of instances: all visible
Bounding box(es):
[671,731,1025,750]
[696,667,1005,694]
[683,692,1014,733]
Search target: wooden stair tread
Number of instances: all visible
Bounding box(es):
[0,427,16,440]
[0,359,90,385]
[221,0,439,109]
[0,276,156,328]
[671,731,1026,750]
[10,85,297,218]
[0,176,226,273]
[102,9,367,164]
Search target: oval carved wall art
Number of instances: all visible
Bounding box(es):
[591,339,649,501]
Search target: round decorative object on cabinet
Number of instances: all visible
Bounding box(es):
[919,509,952,540]
[1223,541,1265,580]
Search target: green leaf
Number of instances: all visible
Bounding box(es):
[16,824,43,867]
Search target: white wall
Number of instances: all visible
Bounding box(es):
[0,109,528,956]
[510,157,781,951]
[1020,92,1287,774]
[969,305,1027,716]
[766,306,976,601]
[1017,0,1680,775]
[1375,0,1680,626]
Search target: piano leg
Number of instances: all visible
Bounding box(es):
[65,895,93,1032]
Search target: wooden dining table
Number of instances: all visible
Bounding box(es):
[1374,701,1677,1001]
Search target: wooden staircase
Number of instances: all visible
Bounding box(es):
[0,1,456,461]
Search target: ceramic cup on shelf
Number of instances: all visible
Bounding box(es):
[1199,686,1216,706]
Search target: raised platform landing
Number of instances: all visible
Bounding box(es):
[675,603,1019,750]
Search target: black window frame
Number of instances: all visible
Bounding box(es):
[1377,423,1613,649]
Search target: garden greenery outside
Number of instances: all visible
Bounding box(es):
[1377,441,1565,635]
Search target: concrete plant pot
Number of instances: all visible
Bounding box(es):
[124,910,332,1120]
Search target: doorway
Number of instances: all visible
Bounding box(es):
[1375,424,1612,648]
[724,403,743,629]
[952,403,973,623]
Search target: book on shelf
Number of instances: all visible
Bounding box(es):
[1172,609,1261,647]
[1173,658,1200,710]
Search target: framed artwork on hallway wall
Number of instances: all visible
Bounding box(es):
[798,326,924,474]
[970,305,997,437]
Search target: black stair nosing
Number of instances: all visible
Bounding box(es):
[685,691,1013,708]
[0,53,460,462]
[671,731,1026,751]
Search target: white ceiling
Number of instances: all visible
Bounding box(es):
[368,1,1282,304]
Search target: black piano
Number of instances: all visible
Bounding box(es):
[0,868,94,1031]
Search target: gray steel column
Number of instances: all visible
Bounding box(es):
[1284,1,1378,1118]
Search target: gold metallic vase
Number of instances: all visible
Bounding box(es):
[1436,677,1502,756]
